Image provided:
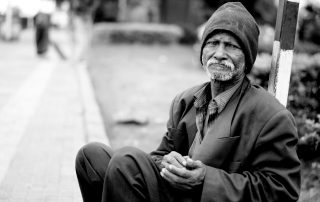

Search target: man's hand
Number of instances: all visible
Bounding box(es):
[161,151,187,169]
[160,156,206,190]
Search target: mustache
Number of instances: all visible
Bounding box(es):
[206,59,234,70]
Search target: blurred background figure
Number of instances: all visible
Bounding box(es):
[34,11,50,56]
[298,2,320,45]
[69,0,100,63]
[33,0,55,57]
[0,1,21,41]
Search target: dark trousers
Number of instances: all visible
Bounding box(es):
[34,13,50,55]
[75,142,199,202]
[35,26,49,55]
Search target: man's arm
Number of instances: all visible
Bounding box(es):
[150,94,186,169]
[151,84,205,167]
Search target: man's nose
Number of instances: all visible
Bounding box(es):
[213,45,227,60]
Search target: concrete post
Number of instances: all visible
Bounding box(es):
[268,0,300,107]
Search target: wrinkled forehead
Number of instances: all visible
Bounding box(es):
[206,30,243,47]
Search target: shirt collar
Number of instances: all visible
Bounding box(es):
[214,81,242,113]
[194,83,211,109]
[194,79,243,113]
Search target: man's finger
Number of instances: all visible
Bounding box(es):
[160,161,169,169]
[166,164,190,178]
[163,154,179,167]
[163,152,186,168]
[186,158,202,169]
[160,168,179,183]
[160,168,191,190]
[171,152,187,167]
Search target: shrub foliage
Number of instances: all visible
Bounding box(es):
[92,23,184,45]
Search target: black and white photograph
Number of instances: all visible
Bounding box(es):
[0,0,319,201]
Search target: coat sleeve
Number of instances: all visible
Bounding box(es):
[200,109,301,202]
[150,95,181,169]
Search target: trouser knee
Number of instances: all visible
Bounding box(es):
[107,146,147,177]
[75,142,113,181]
[103,147,166,202]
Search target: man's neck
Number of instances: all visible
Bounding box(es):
[210,76,244,98]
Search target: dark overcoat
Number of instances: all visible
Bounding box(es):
[151,77,301,202]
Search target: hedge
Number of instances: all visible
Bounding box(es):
[92,23,184,45]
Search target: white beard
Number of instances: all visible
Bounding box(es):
[204,58,243,81]
[205,67,233,81]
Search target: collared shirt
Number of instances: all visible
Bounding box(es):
[193,80,242,139]
[188,80,242,157]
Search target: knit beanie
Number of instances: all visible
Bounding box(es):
[200,2,260,74]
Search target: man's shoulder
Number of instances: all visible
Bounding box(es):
[244,83,287,113]
[174,82,209,102]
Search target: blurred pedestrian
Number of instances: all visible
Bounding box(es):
[34,11,51,56]
[70,0,100,62]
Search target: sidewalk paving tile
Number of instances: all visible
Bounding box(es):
[0,62,84,201]
[0,28,109,201]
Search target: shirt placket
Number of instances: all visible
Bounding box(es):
[195,106,208,141]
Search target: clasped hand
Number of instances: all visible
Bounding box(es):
[160,151,206,190]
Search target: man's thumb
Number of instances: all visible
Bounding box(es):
[186,158,201,169]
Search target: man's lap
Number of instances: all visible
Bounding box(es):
[76,143,200,201]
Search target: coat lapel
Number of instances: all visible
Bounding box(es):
[185,107,197,148]
[191,79,250,168]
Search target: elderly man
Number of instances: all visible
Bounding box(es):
[75,2,301,202]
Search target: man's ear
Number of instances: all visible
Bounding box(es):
[201,54,205,67]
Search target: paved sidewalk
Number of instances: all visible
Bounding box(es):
[0,29,108,201]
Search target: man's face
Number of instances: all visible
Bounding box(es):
[202,32,246,82]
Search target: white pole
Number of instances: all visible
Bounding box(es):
[268,0,300,107]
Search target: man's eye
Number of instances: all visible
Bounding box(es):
[206,41,218,46]
[226,43,240,49]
